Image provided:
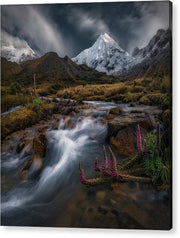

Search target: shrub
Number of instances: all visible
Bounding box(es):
[10,82,22,94]
[143,133,170,185]
[33,97,42,110]
[124,91,132,102]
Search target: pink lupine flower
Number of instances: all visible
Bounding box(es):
[34,73,37,98]
[144,139,148,155]
[109,147,119,180]
[93,158,100,171]
[103,146,108,170]
[110,169,119,180]
[79,161,87,185]
[137,124,142,152]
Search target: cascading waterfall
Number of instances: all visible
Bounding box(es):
[1,116,107,217]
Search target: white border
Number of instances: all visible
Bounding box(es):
[1,0,180,238]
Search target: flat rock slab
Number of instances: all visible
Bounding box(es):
[108,112,153,137]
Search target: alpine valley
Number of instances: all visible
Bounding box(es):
[1,27,172,229]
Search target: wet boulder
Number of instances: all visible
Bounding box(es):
[33,133,47,157]
[21,133,47,180]
[16,142,25,153]
[16,132,33,154]
[109,106,123,115]
[108,112,153,137]
[106,114,114,120]
[21,154,43,180]
[110,125,147,157]
[106,107,123,120]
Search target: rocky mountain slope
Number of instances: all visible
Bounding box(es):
[127,29,171,78]
[1,52,113,87]
[72,29,171,78]
[72,33,135,75]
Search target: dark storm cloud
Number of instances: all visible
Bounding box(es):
[1,1,170,58]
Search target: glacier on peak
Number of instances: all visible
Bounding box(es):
[72,32,134,75]
[1,31,39,64]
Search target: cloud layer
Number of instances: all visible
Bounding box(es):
[1,2,171,57]
[1,5,72,57]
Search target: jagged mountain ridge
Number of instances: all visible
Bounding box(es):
[72,29,171,77]
[127,29,171,78]
[1,52,113,86]
[72,33,135,75]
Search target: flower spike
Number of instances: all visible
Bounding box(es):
[144,139,148,155]
[79,161,87,185]
[103,146,108,170]
[93,157,100,171]
[109,146,119,180]
[137,124,142,152]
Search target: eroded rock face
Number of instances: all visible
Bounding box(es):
[108,112,153,137]
[16,132,33,154]
[21,133,47,180]
[33,133,47,157]
[110,125,147,157]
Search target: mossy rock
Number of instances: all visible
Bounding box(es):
[139,93,165,106]
[1,107,37,139]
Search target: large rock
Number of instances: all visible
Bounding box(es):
[33,133,47,157]
[108,112,153,137]
[109,106,123,115]
[110,125,147,157]
[21,133,47,180]
[21,154,43,180]
[16,132,33,154]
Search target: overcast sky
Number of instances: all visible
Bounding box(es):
[1,1,171,58]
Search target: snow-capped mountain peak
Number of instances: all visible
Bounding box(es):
[98,33,122,50]
[72,33,132,75]
[1,31,39,64]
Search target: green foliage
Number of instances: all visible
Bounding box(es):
[124,91,132,102]
[10,82,22,94]
[143,133,170,185]
[33,97,42,110]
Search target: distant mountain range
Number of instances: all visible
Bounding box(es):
[1,28,171,84]
[72,29,171,77]
[1,52,112,87]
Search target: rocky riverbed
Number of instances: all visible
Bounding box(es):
[1,99,171,228]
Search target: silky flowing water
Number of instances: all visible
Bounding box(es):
[1,101,171,229]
